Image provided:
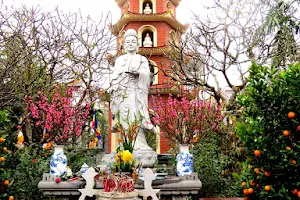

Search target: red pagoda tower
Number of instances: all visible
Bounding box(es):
[108,0,188,153]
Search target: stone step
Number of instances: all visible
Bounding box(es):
[157,154,173,165]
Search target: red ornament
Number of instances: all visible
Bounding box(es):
[55,177,61,183]
[103,178,111,192]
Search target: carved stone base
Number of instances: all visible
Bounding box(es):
[98,189,139,200]
[133,149,157,168]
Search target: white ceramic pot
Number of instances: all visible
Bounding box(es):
[50,145,67,176]
[176,144,193,176]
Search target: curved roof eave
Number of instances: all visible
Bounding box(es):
[110,12,188,36]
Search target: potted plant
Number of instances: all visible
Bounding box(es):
[25,85,91,176]
[110,112,141,173]
[151,94,223,175]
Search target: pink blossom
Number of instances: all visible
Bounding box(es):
[24,85,91,145]
[150,94,223,144]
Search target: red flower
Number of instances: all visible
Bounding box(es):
[32,159,37,163]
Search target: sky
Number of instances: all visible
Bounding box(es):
[2,0,210,25]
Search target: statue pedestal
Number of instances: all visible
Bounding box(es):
[133,148,157,167]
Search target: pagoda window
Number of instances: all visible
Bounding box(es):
[140,0,156,14]
[149,60,158,85]
[138,25,157,47]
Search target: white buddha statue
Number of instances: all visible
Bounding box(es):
[143,33,153,47]
[143,3,152,14]
[108,29,157,167]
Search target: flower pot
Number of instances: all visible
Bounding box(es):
[98,189,138,200]
[50,145,67,176]
[176,144,193,176]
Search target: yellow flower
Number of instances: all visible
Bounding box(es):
[121,150,133,162]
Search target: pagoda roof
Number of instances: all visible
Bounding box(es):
[109,11,188,35]
[138,46,172,56]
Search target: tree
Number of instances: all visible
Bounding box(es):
[258,0,300,68]
[163,0,299,110]
[0,5,115,143]
[237,62,300,199]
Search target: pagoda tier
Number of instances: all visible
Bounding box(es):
[115,0,181,7]
[110,11,188,35]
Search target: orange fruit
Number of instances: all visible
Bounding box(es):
[264,171,271,177]
[9,196,14,200]
[265,185,271,191]
[0,137,4,143]
[286,146,291,150]
[3,147,7,152]
[292,189,298,194]
[288,112,295,119]
[241,182,247,187]
[3,180,9,186]
[0,157,5,162]
[283,130,289,136]
[292,160,297,164]
[298,191,300,198]
[254,168,260,174]
[254,150,261,157]
[297,125,300,131]
[243,189,249,195]
[248,188,254,194]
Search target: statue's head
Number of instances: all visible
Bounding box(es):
[124,29,139,53]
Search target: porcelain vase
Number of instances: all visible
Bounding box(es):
[50,145,67,176]
[176,144,193,176]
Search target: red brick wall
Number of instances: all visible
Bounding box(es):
[130,0,140,13]
[156,0,166,13]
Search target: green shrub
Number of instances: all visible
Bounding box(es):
[11,145,51,200]
[236,62,300,199]
[192,132,242,198]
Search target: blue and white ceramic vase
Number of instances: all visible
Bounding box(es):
[50,145,67,176]
[176,144,193,176]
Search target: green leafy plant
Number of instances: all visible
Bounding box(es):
[236,62,300,199]
[192,132,242,198]
[115,111,142,153]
